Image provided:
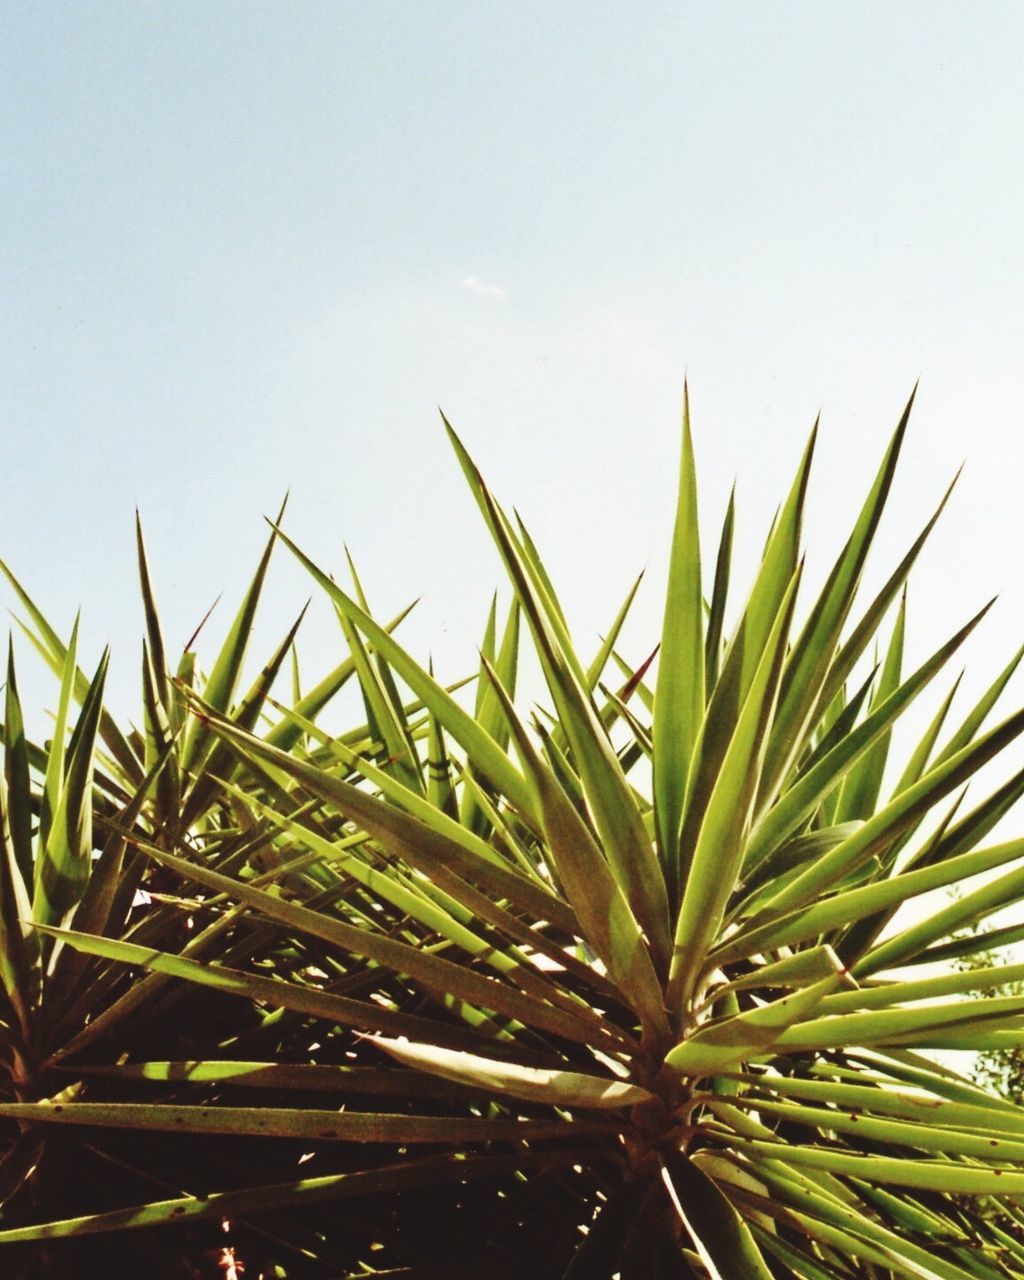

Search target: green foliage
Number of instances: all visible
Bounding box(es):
[3,391,1024,1277]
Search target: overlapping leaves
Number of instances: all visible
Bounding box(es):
[3,393,1024,1277]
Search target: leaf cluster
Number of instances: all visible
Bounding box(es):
[2,391,1024,1278]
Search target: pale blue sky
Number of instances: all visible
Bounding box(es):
[3,3,1024,744]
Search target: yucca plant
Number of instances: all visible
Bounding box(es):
[0,521,430,1276]
[5,389,1024,1276]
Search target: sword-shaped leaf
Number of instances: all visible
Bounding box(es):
[0,561,140,782]
[676,430,814,886]
[185,701,576,932]
[481,660,671,1049]
[815,469,959,721]
[473,490,673,970]
[3,642,33,886]
[771,990,1024,1053]
[135,512,171,720]
[272,525,536,823]
[33,925,508,1050]
[759,392,913,801]
[0,1099,606,1145]
[178,495,286,776]
[730,1070,1024,1136]
[0,683,35,1028]
[0,1153,566,1244]
[715,836,1024,965]
[69,1060,482,1098]
[660,1156,775,1280]
[32,648,108,929]
[222,781,609,1001]
[335,602,424,795]
[371,1037,654,1109]
[733,1137,1024,1196]
[704,486,735,691]
[265,599,417,753]
[741,1163,979,1280]
[724,1095,1024,1162]
[178,605,308,830]
[132,843,615,1049]
[854,850,1024,976]
[669,567,801,1008]
[586,572,644,695]
[933,641,1024,771]
[653,386,704,875]
[743,599,990,873]
[426,661,457,818]
[39,613,79,858]
[664,961,846,1078]
[751,702,1024,920]
[834,589,906,822]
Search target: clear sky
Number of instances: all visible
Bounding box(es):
[4,3,1024,753]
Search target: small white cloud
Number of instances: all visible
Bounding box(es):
[462,274,507,300]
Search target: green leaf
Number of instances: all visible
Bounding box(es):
[371,1037,655,1109]
[660,1156,775,1280]
[188,700,578,933]
[759,392,914,800]
[135,511,171,720]
[426,663,457,818]
[70,1059,499,1099]
[134,842,617,1050]
[33,648,108,928]
[226,777,611,1006]
[742,598,990,873]
[815,468,960,722]
[722,943,854,992]
[443,423,673,968]
[724,1095,1024,1163]
[481,660,671,1049]
[854,847,1024,976]
[735,422,816,707]
[730,1070,1024,1136]
[676,428,814,888]
[37,925,515,1051]
[3,642,33,885]
[141,637,180,827]
[264,599,417,753]
[178,604,308,830]
[0,561,140,782]
[664,963,846,1078]
[460,598,520,836]
[492,505,674,971]
[0,1153,565,1244]
[335,598,424,795]
[733,1137,1024,1196]
[889,673,962,799]
[586,572,644,695]
[653,385,704,877]
[704,486,735,691]
[39,613,79,857]
[0,720,34,1028]
[834,589,906,822]
[0,1099,604,1144]
[751,701,1024,921]
[715,836,1024,965]
[273,524,537,823]
[179,495,286,775]
[740,1162,977,1280]
[932,640,1024,769]
[668,566,801,1009]
[770,989,1024,1053]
